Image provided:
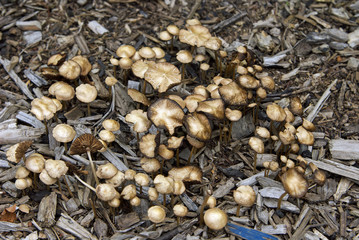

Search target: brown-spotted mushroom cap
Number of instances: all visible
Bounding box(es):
[139,133,158,158]
[260,76,275,91]
[102,119,120,132]
[239,75,260,89]
[125,109,152,133]
[280,168,308,198]
[147,98,184,135]
[48,81,75,101]
[144,62,181,93]
[25,153,45,173]
[127,89,150,106]
[71,56,92,76]
[6,141,32,163]
[52,124,76,143]
[76,84,97,103]
[196,99,225,120]
[59,60,81,80]
[68,134,103,155]
[219,82,247,106]
[184,94,206,113]
[183,112,211,141]
[266,103,286,122]
[45,159,69,179]
[116,45,136,58]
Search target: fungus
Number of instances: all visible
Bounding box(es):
[99,130,116,143]
[309,162,326,186]
[302,119,316,132]
[239,75,260,89]
[134,172,150,193]
[196,99,225,120]
[290,97,303,115]
[52,124,76,152]
[167,135,185,167]
[39,169,57,185]
[96,183,118,201]
[75,84,98,116]
[48,81,75,101]
[148,187,159,201]
[148,206,166,225]
[225,108,242,142]
[6,141,32,163]
[106,170,125,187]
[249,137,264,173]
[116,45,136,58]
[25,153,45,173]
[166,95,185,109]
[168,166,202,182]
[45,159,69,179]
[102,119,120,132]
[48,53,66,66]
[59,60,81,80]
[71,56,92,76]
[219,82,248,106]
[130,196,141,207]
[176,50,193,80]
[144,62,181,93]
[203,208,228,231]
[139,133,158,158]
[125,169,137,181]
[16,166,30,179]
[127,88,150,107]
[233,185,256,216]
[179,25,211,48]
[96,163,118,179]
[184,94,206,113]
[296,126,314,146]
[154,174,174,206]
[140,158,161,175]
[121,184,137,200]
[173,204,188,225]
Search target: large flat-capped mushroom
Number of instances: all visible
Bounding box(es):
[196,98,225,120]
[144,62,181,93]
[179,25,211,47]
[219,82,247,106]
[184,94,206,113]
[184,112,212,142]
[147,98,184,135]
[125,109,152,133]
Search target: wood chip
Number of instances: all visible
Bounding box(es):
[0,127,45,144]
[56,213,98,240]
[329,139,359,160]
[16,20,42,31]
[88,20,109,35]
[37,192,57,227]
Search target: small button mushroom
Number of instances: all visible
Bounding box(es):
[16,166,30,179]
[167,25,179,36]
[139,133,158,158]
[108,198,121,208]
[139,47,155,59]
[102,119,120,132]
[127,89,150,107]
[173,204,188,225]
[121,184,137,200]
[15,178,29,190]
[59,60,81,80]
[134,173,150,187]
[140,158,161,174]
[130,196,141,207]
[99,130,116,143]
[172,180,186,195]
[148,187,159,201]
[255,127,270,139]
[207,196,216,208]
[168,166,202,182]
[249,137,265,173]
[96,183,117,201]
[125,110,152,133]
[71,56,92,76]
[45,159,68,179]
[25,153,45,173]
[233,185,256,216]
[106,170,125,187]
[96,163,118,179]
[52,124,76,151]
[296,126,314,146]
[290,97,303,115]
[105,76,118,87]
[148,206,166,224]
[266,103,286,122]
[204,208,228,231]
[124,169,136,181]
[39,169,57,185]
[218,82,248,106]
[48,81,75,101]
[116,45,136,58]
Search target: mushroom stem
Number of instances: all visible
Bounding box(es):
[87,103,91,117]
[181,63,186,81]
[113,66,117,79]
[87,151,100,186]
[227,122,234,143]
[74,173,96,192]
[160,158,165,174]
[177,216,180,226]
[57,178,63,195]
[219,123,223,144]
[277,191,287,209]
[176,149,180,167]
[236,205,241,217]
[64,143,68,153]
[140,186,143,194]
[187,146,196,165]
[44,120,48,135]
[64,175,74,198]
[142,80,147,94]
[199,195,210,227]
[108,87,112,100]
[215,50,219,72]
[253,153,257,174]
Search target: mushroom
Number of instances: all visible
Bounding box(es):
[125,169,137,181]
[296,126,314,146]
[6,141,32,163]
[116,45,136,58]
[154,174,174,206]
[71,56,92,76]
[144,62,181,93]
[166,95,186,109]
[25,153,45,174]
[52,124,76,152]
[48,53,66,66]
[96,183,118,201]
[134,173,150,193]
[173,204,188,225]
[75,84,98,116]
[248,137,264,173]
[302,119,316,132]
[148,206,166,226]
[233,185,256,216]
[224,108,242,142]
[139,133,158,158]
[130,196,141,207]
[140,158,161,175]
[290,97,303,115]
[59,60,81,80]
[108,198,121,208]
[127,88,150,107]
[167,135,185,167]
[219,82,248,106]
[309,162,326,186]
[105,76,118,97]
[99,130,116,143]
[203,208,228,231]
[106,170,125,187]
[125,109,152,143]
[121,184,137,200]
[168,166,202,182]
[48,81,75,101]
[147,98,184,135]
[176,50,193,80]
[39,169,57,185]
[158,144,174,173]
[196,99,225,120]
[102,119,120,132]
[179,25,211,48]
[255,127,270,139]
[184,94,206,113]
[15,178,32,190]
[148,187,159,201]
[16,166,30,179]
[96,163,118,179]
[45,159,69,179]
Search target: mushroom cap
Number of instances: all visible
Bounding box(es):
[290,97,303,115]
[99,130,116,143]
[30,98,54,120]
[116,45,136,58]
[152,47,166,59]
[148,187,159,201]
[96,183,117,201]
[204,208,228,231]
[140,158,161,173]
[302,119,316,132]
[248,137,264,154]
[280,168,308,198]
[15,178,30,190]
[207,196,217,208]
[173,204,188,217]
[39,169,57,185]
[225,108,242,122]
[205,37,222,50]
[131,60,152,79]
[266,103,286,122]
[68,134,103,155]
[25,153,45,173]
[47,53,66,66]
[125,109,152,133]
[148,98,184,135]
[139,133,158,158]
[194,54,207,62]
[106,170,125,187]
[125,169,137,181]
[6,141,32,163]
[184,94,206,113]
[75,84,97,103]
[110,57,119,66]
[48,81,75,101]
[219,82,248,106]
[96,163,118,179]
[148,206,166,223]
[102,119,120,132]
[158,144,174,160]
[108,198,121,208]
[59,60,81,80]
[119,57,133,69]
[279,129,295,145]
[173,180,186,195]
[154,174,174,194]
[233,185,256,207]
[167,25,179,35]
[144,62,181,93]
[134,173,150,187]
[71,56,92,76]
[196,99,225,120]
[168,166,202,182]
[105,77,118,87]
[184,113,212,141]
[131,51,142,61]
[256,87,267,99]
[121,184,137,200]
[16,166,30,179]
[269,161,279,171]
[193,85,209,98]
[213,76,233,86]
[139,47,156,59]
[130,196,141,206]
[176,50,193,64]
[309,162,326,186]
[127,89,150,106]
[284,123,296,135]
[237,65,248,75]
[296,126,314,146]
[255,127,270,139]
[52,124,76,143]
[260,76,275,91]
[179,25,211,47]
[167,136,184,149]
[291,143,300,153]
[166,95,185,109]
[186,135,205,149]
[45,159,68,178]
[186,18,201,26]
[284,107,295,123]
[239,75,260,89]
[159,30,172,41]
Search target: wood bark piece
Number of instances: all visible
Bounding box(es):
[56,213,98,240]
[261,224,287,235]
[263,198,300,213]
[329,139,359,160]
[212,177,235,198]
[88,20,109,35]
[0,127,45,144]
[16,20,41,30]
[101,149,129,171]
[37,192,57,227]
[24,69,48,87]
[290,208,313,240]
[0,56,34,99]
[74,34,90,54]
[16,111,45,128]
[0,221,33,232]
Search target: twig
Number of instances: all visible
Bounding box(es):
[211,11,247,32]
[187,0,201,19]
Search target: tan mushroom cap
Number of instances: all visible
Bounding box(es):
[121,184,137,200]
[173,204,188,217]
[184,94,206,113]
[219,82,248,106]
[179,25,211,47]
[159,30,172,41]
[255,127,270,139]
[239,75,260,89]
[266,103,286,122]
[213,76,233,86]
[154,174,174,194]
[158,144,174,160]
[127,88,150,106]
[284,123,296,135]
[102,119,120,132]
[260,76,275,91]
[302,119,316,132]
[205,37,222,50]
[186,135,205,149]
[248,137,264,154]
[39,169,57,185]
[6,141,32,163]
[96,183,118,201]
[166,95,186,109]
[256,87,267,99]
[280,168,308,198]
[140,158,161,173]
[196,99,225,120]
[237,65,248,75]
[45,159,69,179]
[125,109,152,133]
[52,124,76,143]
[284,107,295,123]
[194,54,207,62]
[135,173,150,187]
[147,98,184,135]
[152,47,166,59]
[16,166,30,179]
[131,60,151,79]
[25,153,45,173]
[108,198,121,208]
[59,60,81,80]
[130,196,141,206]
[119,57,133,69]
[139,47,156,59]
[131,51,142,61]
[110,57,119,66]
[48,81,75,101]
[148,206,166,224]
[168,166,202,182]
[184,112,212,141]
[279,129,295,145]
[204,208,228,231]
[200,63,210,71]
[225,108,242,122]
[47,53,66,66]
[15,178,30,190]
[71,56,92,76]
[144,62,181,93]
[193,85,209,98]
[207,196,216,208]
[148,187,159,201]
[106,170,125,187]
[296,126,314,145]
[186,18,202,26]
[290,97,303,115]
[99,130,116,143]
[176,50,193,64]
[173,180,186,195]
[139,133,157,158]
[105,77,118,87]
[233,185,256,207]
[76,84,97,103]
[116,45,136,58]
[309,162,326,186]
[96,163,118,179]
[167,25,179,35]
[167,136,184,149]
